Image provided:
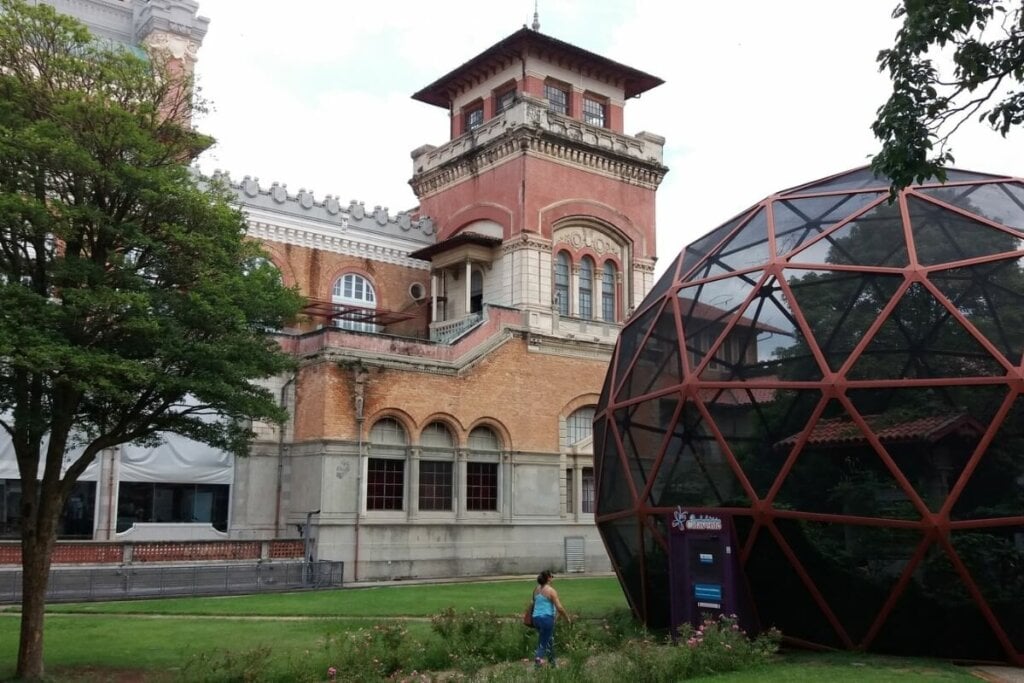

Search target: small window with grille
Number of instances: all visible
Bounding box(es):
[545,82,569,114]
[583,96,606,127]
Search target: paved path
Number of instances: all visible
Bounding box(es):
[974,666,1024,682]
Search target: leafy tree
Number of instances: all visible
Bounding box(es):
[872,0,1024,192]
[0,1,303,677]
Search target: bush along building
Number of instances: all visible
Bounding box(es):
[0,1,667,582]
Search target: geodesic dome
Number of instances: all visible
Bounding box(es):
[595,166,1024,663]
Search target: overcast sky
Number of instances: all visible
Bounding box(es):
[192,0,1023,276]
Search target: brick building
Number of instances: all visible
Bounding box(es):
[2,0,667,581]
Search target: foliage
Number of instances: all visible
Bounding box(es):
[872,0,1024,191]
[0,0,303,676]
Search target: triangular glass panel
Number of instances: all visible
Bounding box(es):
[784,268,904,372]
[924,168,1011,183]
[783,167,889,196]
[596,362,615,414]
[952,393,1024,521]
[952,526,1024,653]
[743,525,845,648]
[909,196,1024,266]
[597,516,644,616]
[790,200,909,267]
[618,303,683,401]
[648,400,748,509]
[773,193,882,256]
[679,270,762,373]
[592,413,610,474]
[846,385,1006,515]
[774,399,922,520]
[612,300,663,395]
[848,282,1007,379]
[702,387,821,499]
[615,394,680,504]
[641,517,671,628]
[872,544,1006,660]
[916,182,1024,233]
[686,210,770,281]
[596,422,635,516]
[775,518,925,646]
[699,275,823,382]
[930,256,1024,367]
[680,208,758,282]
[645,252,681,303]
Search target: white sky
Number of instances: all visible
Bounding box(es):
[192,0,1023,277]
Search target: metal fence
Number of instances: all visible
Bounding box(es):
[0,560,343,603]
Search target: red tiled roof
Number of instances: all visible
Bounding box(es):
[775,413,984,450]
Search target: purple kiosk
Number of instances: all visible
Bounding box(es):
[667,507,750,633]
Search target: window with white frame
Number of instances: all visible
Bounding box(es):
[419,422,454,511]
[332,273,378,333]
[579,257,594,319]
[582,467,595,513]
[566,406,596,448]
[583,96,606,127]
[465,105,484,131]
[602,261,616,322]
[545,82,569,114]
[467,426,501,511]
[554,251,570,316]
[367,417,407,510]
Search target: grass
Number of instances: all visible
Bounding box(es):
[40,575,625,617]
[0,576,996,681]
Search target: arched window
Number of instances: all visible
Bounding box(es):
[565,406,597,515]
[602,261,617,322]
[566,406,596,448]
[467,426,501,511]
[367,417,407,510]
[419,421,454,511]
[579,257,594,319]
[554,252,570,316]
[332,273,377,333]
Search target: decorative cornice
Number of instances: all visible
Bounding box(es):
[501,233,552,255]
[411,100,668,199]
[632,260,657,274]
[247,220,430,271]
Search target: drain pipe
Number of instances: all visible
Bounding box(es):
[352,364,369,581]
[274,373,296,537]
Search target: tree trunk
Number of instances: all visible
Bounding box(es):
[16,502,58,680]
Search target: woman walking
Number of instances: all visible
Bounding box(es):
[531,570,572,668]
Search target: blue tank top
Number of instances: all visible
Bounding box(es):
[532,589,555,618]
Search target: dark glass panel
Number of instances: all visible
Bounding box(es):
[872,544,1005,660]
[642,516,671,628]
[845,385,1004,514]
[776,519,924,646]
[909,196,1024,266]
[686,210,770,281]
[931,256,1024,366]
[928,168,1010,183]
[705,388,821,499]
[952,527,1024,652]
[790,200,909,267]
[645,252,681,303]
[917,182,1024,232]
[679,271,762,374]
[596,423,635,516]
[618,304,683,401]
[784,167,888,195]
[680,209,757,282]
[612,300,663,396]
[774,399,921,520]
[615,395,677,505]
[849,282,1006,380]
[952,393,1024,521]
[784,269,903,372]
[743,525,844,647]
[699,276,822,382]
[598,516,644,619]
[649,400,747,509]
[774,193,882,256]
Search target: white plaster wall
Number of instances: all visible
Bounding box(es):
[512,464,561,516]
[230,449,283,539]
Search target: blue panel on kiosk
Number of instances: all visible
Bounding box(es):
[694,583,723,601]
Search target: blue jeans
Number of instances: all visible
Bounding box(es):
[534,614,555,664]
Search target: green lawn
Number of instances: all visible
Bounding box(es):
[0,577,995,682]
[41,575,626,617]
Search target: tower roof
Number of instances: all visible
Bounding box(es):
[412,27,663,108]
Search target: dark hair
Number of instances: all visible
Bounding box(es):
[537,570,553,585]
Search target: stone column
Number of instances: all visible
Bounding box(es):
[464,261,472,315]
[431,273,438,322]
[408,447,421,521]
[456,448,468,521]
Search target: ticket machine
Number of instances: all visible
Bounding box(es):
[667,507,750,633]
